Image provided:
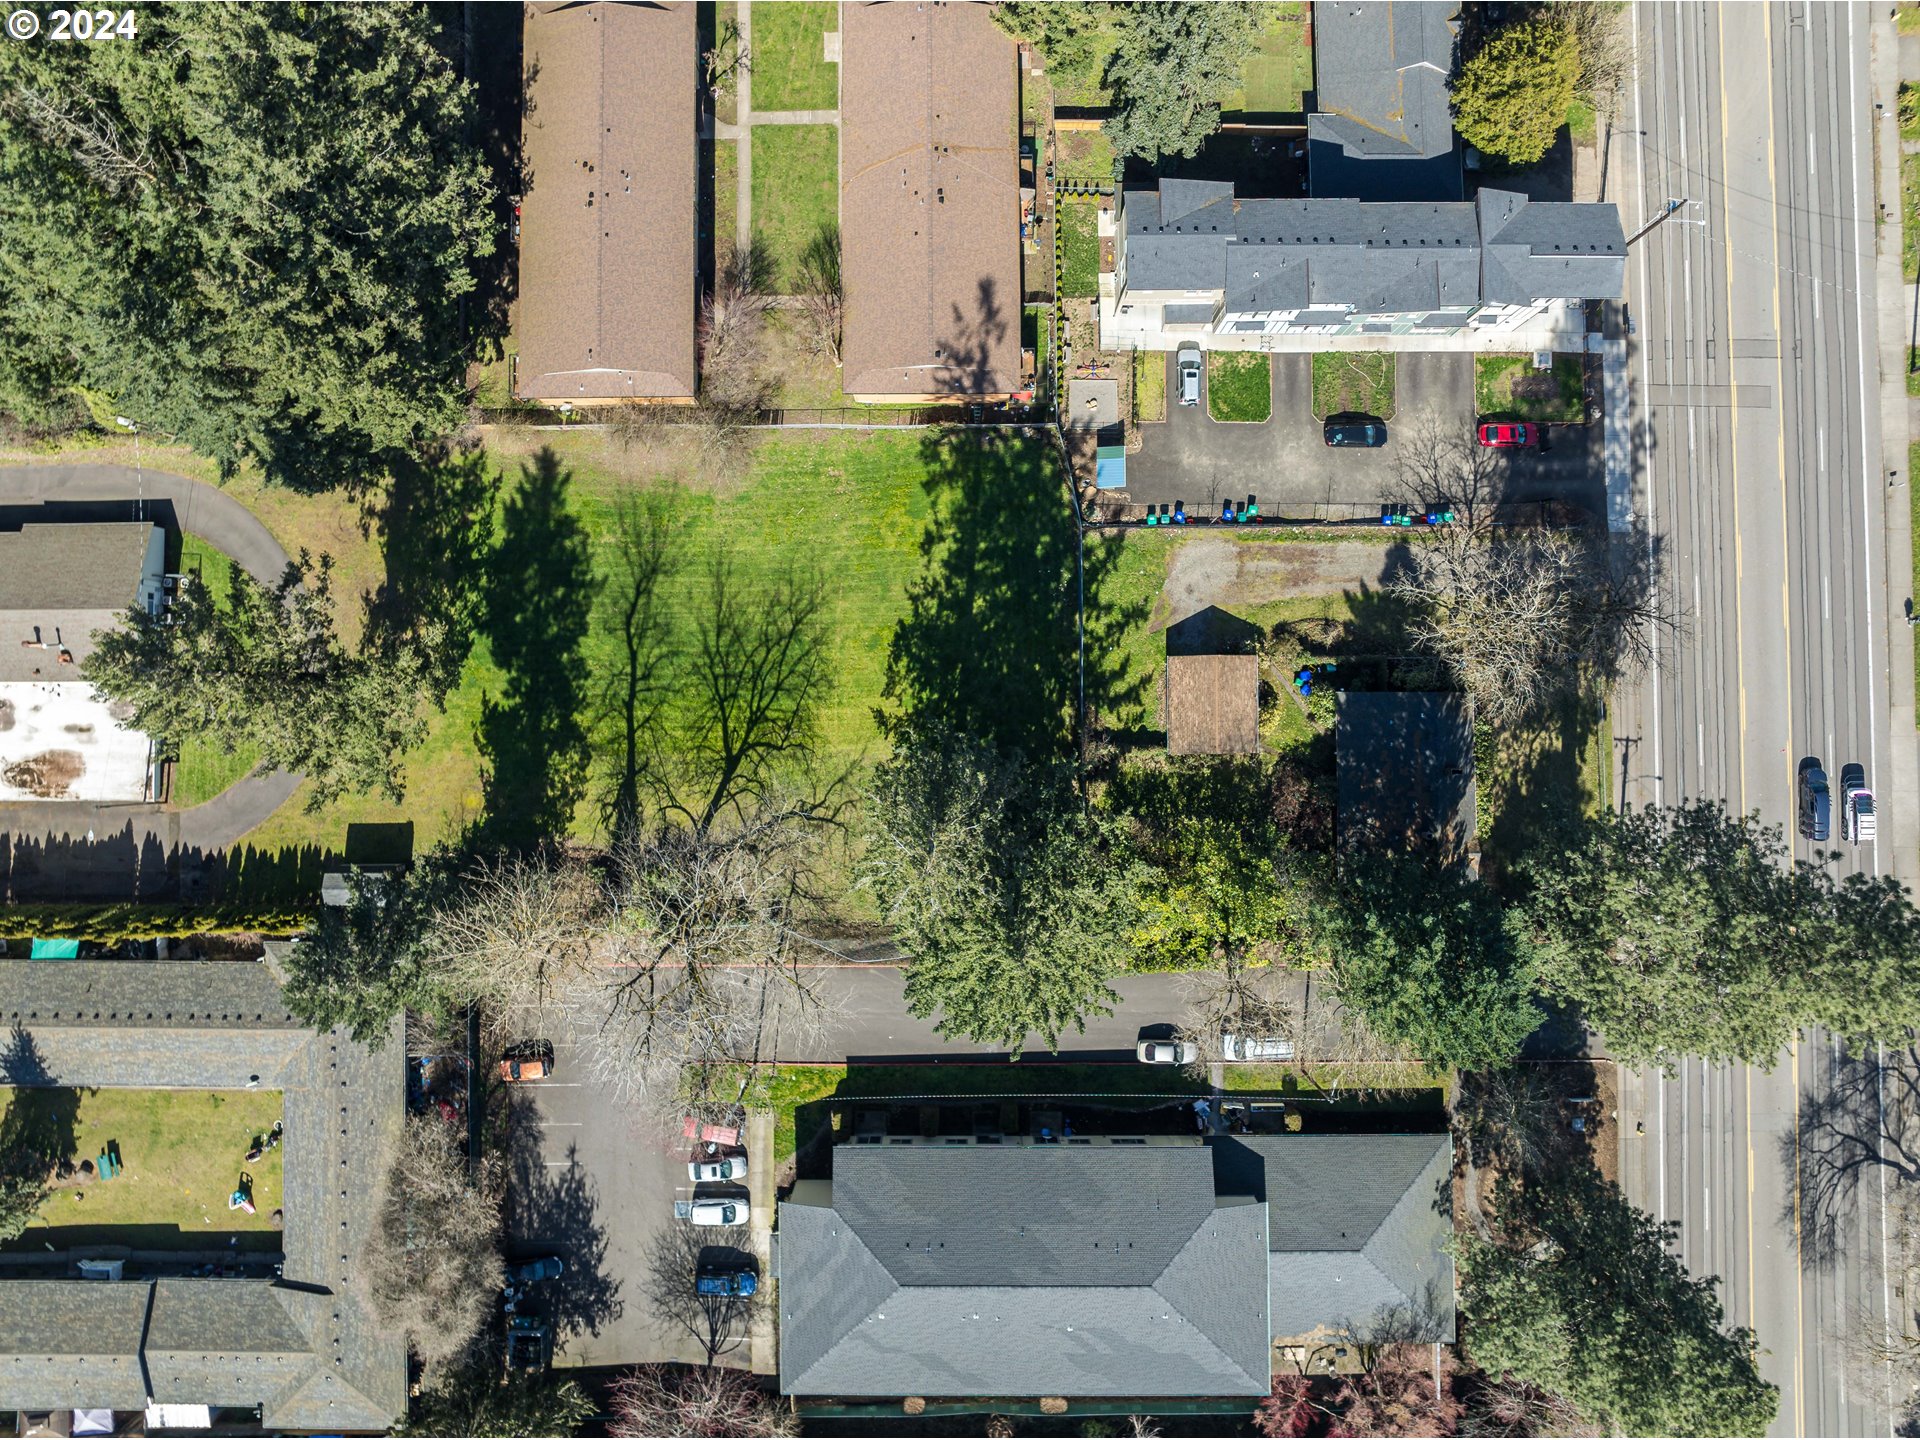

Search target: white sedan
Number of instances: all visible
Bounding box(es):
[682,1198,750,1228]
[688,1154,749,1183]
[1136,1039,1197,1065]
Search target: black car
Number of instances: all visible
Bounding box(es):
[1798,759,1831,842]
[1324,414,1387,448]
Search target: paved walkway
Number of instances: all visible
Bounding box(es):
[734,4,754,257]
[751,108,839,125]
[0,463,301,899]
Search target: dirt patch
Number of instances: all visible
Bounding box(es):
[1155,536,1409,631]
[0,698,12,732]
[3,749,85,798]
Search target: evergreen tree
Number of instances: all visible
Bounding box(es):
[1523,801,1920,1068]
[1461,1168,1778,1436]
[1102,3,1265,161]
[1318,854,1540,1073]
[280,863,452,1047]
[861,727,1149,1055]
[1450,12,1583,167]
[83,552,435,808]
[0,4,493,484]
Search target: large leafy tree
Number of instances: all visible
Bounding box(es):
[1316,855,1539,1073]
[861,727,1149,1055]
[1461,1168,1778,1436]
[1523,801,1920,1068]
[1449,12,1583,167]
[993,2,1115,100]
[83,552,435,808]
[1102,3,1265,161]
[0,4,493,484]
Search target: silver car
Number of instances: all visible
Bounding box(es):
[1840,763,1876,844]
[682,1198,749,1228]
[1137,1039,1197,1065]
[1177,344,1202,406]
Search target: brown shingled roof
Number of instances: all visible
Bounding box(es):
[840,1,1021,400]
[516,1,697,402]
[1166,654,1261,756]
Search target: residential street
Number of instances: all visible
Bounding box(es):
[1611,5,1909,1435]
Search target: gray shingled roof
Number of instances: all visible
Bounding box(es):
[0,953,404,1431]
[1309,2,1457,160]
[0,523,161,681]
[778,1146,1271,1398]
[1210,1133,1457,1343]
[1121,183,1623,311]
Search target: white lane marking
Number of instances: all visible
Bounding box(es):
[537,1120,584,1127]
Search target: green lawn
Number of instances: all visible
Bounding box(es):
[1311,352,1396,419]
[1900,2,1920,34]
[748,2,840,111]
[1206,353,1271,422]
[1,1088,286,1251]
[1566,98,1597,145]
[750,123,838,290]
[1057,199,1100,298]
[1474,352,1585,423]
[171,535,262,807]
[1904,151,1920,284]
[1057,125,1116,179]
[1477,684,1611,882]
[242,429,1065,859]
[1134,348,1165,422]
[1223,2,1312,115]
[1093,528,1410,738]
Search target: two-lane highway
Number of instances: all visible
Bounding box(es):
[1613,4,1901,1435]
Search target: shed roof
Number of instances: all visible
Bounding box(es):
[1335,691,1477,862]
[0,954,404,1432]
[1167,654,1261,756]
[516,1,697,401]
[777,1145,1271,1398]
[840,1,1021,398]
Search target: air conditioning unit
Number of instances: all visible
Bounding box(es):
[1532,349,1553,369]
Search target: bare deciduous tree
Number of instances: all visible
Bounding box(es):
[643,1221,759,1366]
[694,242,776,475]
[1385,428,1676,726]
[1452,1066,1576,1180]
[4,86,164,194]
[609,1364,795,1439]
[1563,1,1632,110]
[359,1114,505,1375]
[1175,959,1296,1074]
[791,225,843,365]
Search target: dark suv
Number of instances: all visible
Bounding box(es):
[1797,759,1831,842]
[1324,414,1387,448]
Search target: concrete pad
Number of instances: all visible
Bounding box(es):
[0,682,151,803]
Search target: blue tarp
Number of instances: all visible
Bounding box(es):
[30,938,80,958]
[1095,452,1126,490]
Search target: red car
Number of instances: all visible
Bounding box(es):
[1477,422,1535,448]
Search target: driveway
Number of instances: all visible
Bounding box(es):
[1123,351,1605,519]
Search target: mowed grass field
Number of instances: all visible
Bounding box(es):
[750,123,838,289]
[0,1088,285,1251]
[241,429,1056,858]
[748,2,840,110]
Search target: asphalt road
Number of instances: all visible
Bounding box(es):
[1612,5,1903,1435]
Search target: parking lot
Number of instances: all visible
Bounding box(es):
[1122,350,1604,519]
[502,1032,764,1371]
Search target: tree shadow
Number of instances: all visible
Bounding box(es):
[363,452,500,701]
[1786,1036,1920,1271]
[502,1093,624,1348]
[883,429,1144,761]
[0,1025,80,1214]
[641,1221,759,1367]
[454,0,524,358]
[478,449,597,848]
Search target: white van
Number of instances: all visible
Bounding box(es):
[1221,1035,1294,1062]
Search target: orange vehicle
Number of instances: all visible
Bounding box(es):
[499,1046,553,1083]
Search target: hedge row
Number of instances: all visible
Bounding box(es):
[1,903,313,946]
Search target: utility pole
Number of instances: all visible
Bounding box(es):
[1626,196,1696,247]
